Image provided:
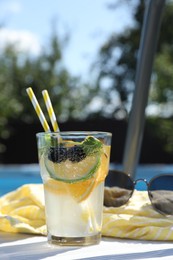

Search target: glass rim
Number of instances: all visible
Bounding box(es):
[36,131,112,137]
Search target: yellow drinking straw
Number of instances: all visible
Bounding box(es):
[42,90,59,132]
[26,87,50,132]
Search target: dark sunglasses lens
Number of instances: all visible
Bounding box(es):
[104,170,134,207]
[149,175,173,215]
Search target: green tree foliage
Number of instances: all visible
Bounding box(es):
[151,1,173,105]
[94,0,173,117]
[0,30,96,142]
[93,0,145,118]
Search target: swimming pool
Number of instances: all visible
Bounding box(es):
[1,164,173,196]
[0,164,41,196]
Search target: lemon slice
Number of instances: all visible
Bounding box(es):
[45,154,101,183]
[44,178,96,202]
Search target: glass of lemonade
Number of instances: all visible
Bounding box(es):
[36,131,112,246]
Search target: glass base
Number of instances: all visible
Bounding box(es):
[48,232,101,246]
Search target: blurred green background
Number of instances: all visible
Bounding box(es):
[0,0,173,165]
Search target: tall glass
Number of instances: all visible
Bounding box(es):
[36,131,112,246]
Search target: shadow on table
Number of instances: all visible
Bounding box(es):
[82,248,173,260]
[81,237,173,260]
[0,239,79,260]
[0,232,35,244]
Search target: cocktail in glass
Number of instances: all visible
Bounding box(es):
[37,131,111,246]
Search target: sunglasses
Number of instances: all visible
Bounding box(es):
[104,170,173,215]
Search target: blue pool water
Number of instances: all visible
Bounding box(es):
[0,164,173,196]
[0,164,42,196]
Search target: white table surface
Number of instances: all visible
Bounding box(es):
[1,232,173,260]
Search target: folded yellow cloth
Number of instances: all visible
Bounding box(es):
[1,184,173,240]
[0,184,46,235]
[102,188,173,241]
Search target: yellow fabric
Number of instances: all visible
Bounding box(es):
[1,184,173,240]
[103,190,173,240]
[0,184,46,235]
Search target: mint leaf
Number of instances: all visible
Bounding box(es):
[81,136,102,156]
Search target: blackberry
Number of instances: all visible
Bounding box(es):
[48,147,67,163]
[68,145,86,162]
